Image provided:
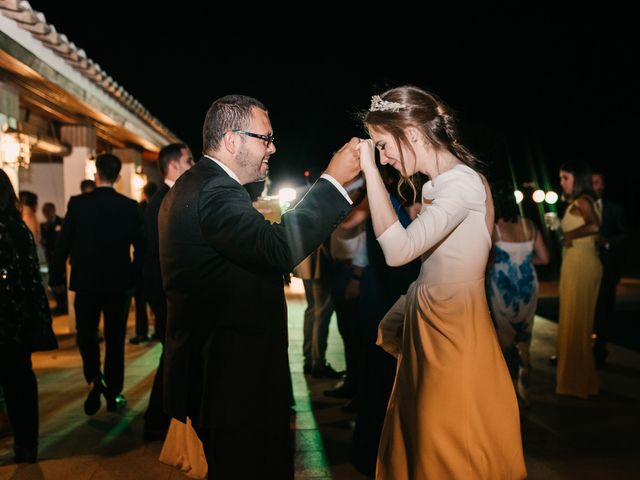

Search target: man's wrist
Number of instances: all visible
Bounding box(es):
[320,173,352,204]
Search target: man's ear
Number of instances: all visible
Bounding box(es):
[222,131,237,154]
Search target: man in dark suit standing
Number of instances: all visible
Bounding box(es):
[160,94,360,479]
[142,142,193,440]
[129,182,158,345]
[50,153,139,415]
[592,171,628,367]
[41,202,67,315]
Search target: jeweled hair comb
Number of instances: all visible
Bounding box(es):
[370,95,406,112]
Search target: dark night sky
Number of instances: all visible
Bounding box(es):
[24,3,639,207]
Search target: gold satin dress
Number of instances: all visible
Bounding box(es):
[556,200,602,398]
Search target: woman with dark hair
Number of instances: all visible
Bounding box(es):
[357,86,526,479]
[17,190,39,242]
[486,180,549,406]
[556,161,601,398]
[0,169,57,463]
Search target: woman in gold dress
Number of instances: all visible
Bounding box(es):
[556,161,602,398]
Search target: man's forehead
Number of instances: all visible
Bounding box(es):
[250,107,271,126]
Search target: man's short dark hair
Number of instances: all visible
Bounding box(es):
[96,153,122,183]
[43,202,56,211]
[143,182,158,199]
[202,95,266,153]
[80,179,96,193]
[158,143,188,177]
[18,190,38,209]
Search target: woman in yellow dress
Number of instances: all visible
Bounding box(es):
[556,161,602,398]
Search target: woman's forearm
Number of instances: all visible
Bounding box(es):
[563,222,599,241]
[362,167,398,237]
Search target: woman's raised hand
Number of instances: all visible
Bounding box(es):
[357,139,376,173]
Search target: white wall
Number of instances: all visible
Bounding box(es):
[18,162,65,218]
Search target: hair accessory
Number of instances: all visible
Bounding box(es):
[370,95,405,112]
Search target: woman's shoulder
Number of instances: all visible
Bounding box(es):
[574,194,597,211]
[0,218,33,259]
[430,164,485,200]
[575,193,596,203]
[498,218,535,243]
[436,164,482,185]
[1,217,31,237]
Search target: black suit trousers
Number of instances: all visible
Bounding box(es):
[332,262,361,392]
[0,343,38,451]
[74,291,129,394]
[133,280,149,337]
[146,288,166,341]
[143,288,169,431]
[593,259,620,353]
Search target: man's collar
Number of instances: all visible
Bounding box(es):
[203,155,241,184]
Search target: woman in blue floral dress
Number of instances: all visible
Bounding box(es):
[487,181,549,404]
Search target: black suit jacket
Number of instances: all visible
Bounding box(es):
[50,187,139,292]
[599,198,628,273]
[143,183,170,302]
[40,215,64,265]
[160,158,351,428]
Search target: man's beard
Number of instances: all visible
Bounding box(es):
[237,148,268,183]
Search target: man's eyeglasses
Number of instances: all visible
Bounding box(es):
[230,130,275,147]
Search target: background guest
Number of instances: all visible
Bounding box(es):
[50,153,140,415]
[41,202,67,315]
[556,161,602,398]
[0,169,57,464]
[591,170,628,367]
[486,180,549,406]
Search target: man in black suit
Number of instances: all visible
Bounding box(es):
[50,153,139,415]
[80,179,96,194]
[160,94,360,479]
[592,171,628,367]
[129,182,158,345]
[142,142,193,440]
[41,202,67,315]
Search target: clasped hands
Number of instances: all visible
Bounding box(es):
[324,137,377,186]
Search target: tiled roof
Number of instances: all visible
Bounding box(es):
[0,0,178,146]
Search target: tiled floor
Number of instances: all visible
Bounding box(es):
[1,283,639,479]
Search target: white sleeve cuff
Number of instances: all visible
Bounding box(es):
[320,174,353,205]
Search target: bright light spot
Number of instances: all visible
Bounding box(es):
[0,134,20,163]
[85,160,97,179]
[287,276,305,293]
[532,189,546,203]
[279,187,297,203]
[545,191,559,204]
[131,173,147,202]
[132,174,146,191]
[514,190,524,204]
